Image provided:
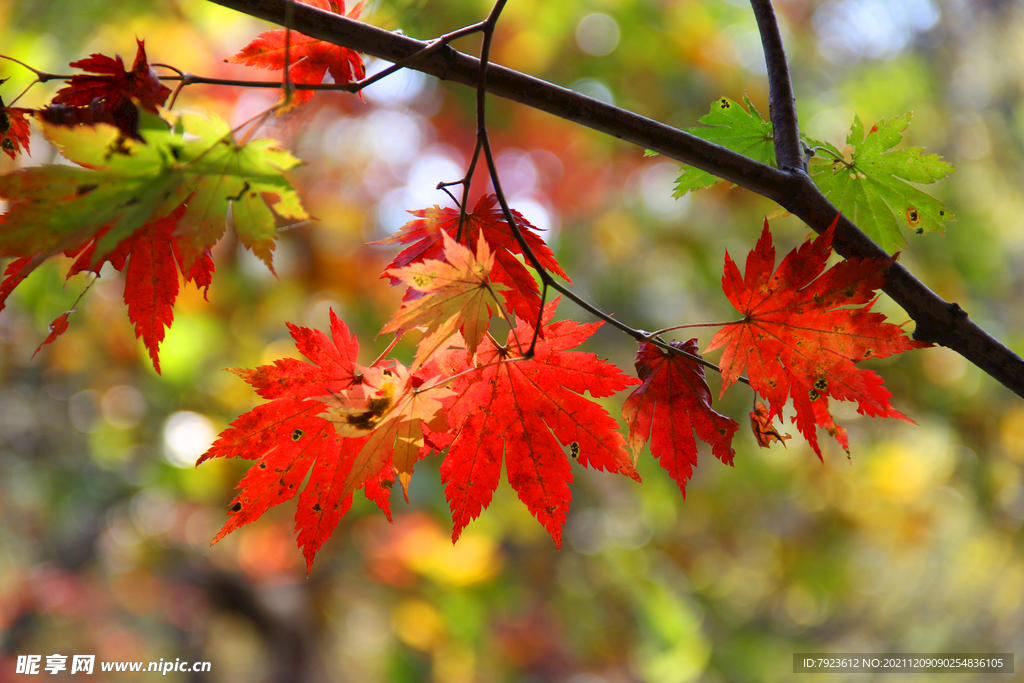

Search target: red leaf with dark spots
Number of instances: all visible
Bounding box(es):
[436,299,639,546]
[705,216,929,458]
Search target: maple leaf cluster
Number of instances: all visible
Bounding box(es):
[674,97,955,252]
[0,0,367,367]
[196,204,926,571]
[0,12,934,572]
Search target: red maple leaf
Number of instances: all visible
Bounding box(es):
[705,217,930,458]
[200,312,453,571]
[199,310,397,571]
[57,205,214,373]
[227,0,366,111]
[0,98,32,159]
[51,39,171,137]
[621,340,738,496]
[435,299,640,547]
[373,194,570,325]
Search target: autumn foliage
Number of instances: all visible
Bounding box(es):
[0,0,940,570]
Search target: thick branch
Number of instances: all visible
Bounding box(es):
[749,0,803,172]
[207,0,1024,399]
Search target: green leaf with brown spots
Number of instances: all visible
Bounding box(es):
[808,112,955,253]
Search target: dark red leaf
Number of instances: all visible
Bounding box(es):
[621,340,738,497]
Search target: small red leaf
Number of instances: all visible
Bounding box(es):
[54,39,170,112]
[227,0,366,111]
[51,39,170,137]
[32,311,72,359]
[621,340,738,497]
[0,256,33,313]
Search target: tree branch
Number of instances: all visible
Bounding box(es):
[206,0,1024,399]
[749,0,803,172]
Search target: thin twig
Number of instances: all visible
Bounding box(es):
[467,0,746,379]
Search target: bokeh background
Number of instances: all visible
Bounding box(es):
[2,0,1024,681]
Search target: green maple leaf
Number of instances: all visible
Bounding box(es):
[673,95,775,196]
[0,122,188,260]
[807,113,955,252]
[0,110,307,270]
[173,113,308,272]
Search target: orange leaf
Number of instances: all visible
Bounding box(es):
[382,230,510,366]
[373,194,569,325]
[705,216,930,458]
[317,361,454,500]
[749,400,791,448]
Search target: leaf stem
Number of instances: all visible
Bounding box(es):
[642,321,745,339]
[413,352,525,395]
[371,333,403,367]
[808,145,849,166]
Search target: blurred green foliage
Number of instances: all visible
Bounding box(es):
[2,0,1024,681]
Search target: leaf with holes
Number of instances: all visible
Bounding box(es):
[621,339,738,496]
[199,310,399,572]
[808,113,955,252]
[227,0,366,112]
[382,230,510,367]
[434,299,640,547]
[705,216,930,458]
[673,95,775,196]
